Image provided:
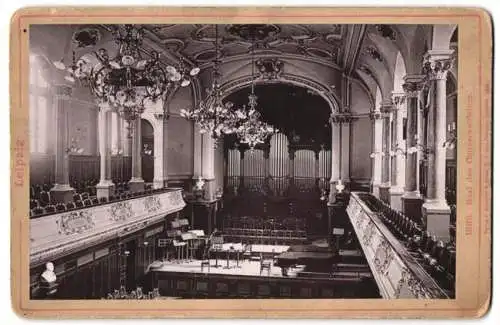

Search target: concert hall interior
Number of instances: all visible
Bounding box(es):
[28,23,457,299]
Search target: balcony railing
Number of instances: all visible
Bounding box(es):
[30,188,186,267]
[346,192,449,299]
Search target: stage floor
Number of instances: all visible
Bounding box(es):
[150,259,302,278]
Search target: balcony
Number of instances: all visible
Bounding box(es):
[346,192,450,299]
[30,188,186,267]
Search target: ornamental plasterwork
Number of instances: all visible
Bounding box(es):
[56,210,95,235]
[373,239,395,275]
[255,58,284,80]
[362,221,377,246]
[109,201,134,222]
[167,191,185,207]
[402,78,425,98]
[422,54,454,81]
[144,195,162,213]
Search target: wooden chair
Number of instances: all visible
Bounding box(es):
[260,254,271,276]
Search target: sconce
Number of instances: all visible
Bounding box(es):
[215,187,223,199]
[389,147,406,157]
[142,144,153,156]
[369,152,386,158]
[195,177,205,191]
[407,144,433,157]
[443,122,457,149]
[335,179,345,193]
[112,148,124,156]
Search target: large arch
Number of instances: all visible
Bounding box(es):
[219,73,341,114]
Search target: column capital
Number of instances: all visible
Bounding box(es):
[402,74,426,98]
[379,100,394,114]
[422,49,455,81]
[370,110,383,120]
[54,84,73,98]
[330,113,353,124]
[391,91,406,107]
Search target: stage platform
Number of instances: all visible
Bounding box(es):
[150,259,303,278]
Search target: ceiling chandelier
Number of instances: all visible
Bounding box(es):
[55,24,200,132]
[180,25,247,140]
[234,37,276,150]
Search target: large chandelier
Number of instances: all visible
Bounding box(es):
[56,24,199,132]
[180,25,247,140]
[234,35,276,149]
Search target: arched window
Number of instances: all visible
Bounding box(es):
[29,54,50,154]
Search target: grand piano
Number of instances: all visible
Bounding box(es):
[274,244,339,275]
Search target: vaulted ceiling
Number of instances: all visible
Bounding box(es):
[31,23,456,112]
[142,24,347,68]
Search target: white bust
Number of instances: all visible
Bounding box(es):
[41,262,57,283]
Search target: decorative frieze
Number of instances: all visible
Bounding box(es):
[56,211,95,236]
[144,195,162,213]
[329,113,353,124]
[30,189,186,266]
[109,201,133,222]
[346,192,448,299]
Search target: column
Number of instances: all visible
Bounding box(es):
[370,110,383,198]
[378,101,393,203]
[201,134,216,201]
[153,115,167,189]
[389,92,406,211]
[96,107,115,199]
[421,50,453,242]
[401,74,425,222]
[328,117,341,204]
[50,84,75,203]
[129,117,144,192]
[340,117,351,183]
[123,119,133,156]
[327,116,342,244]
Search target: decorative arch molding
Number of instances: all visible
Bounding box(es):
[141,109,163,134]
[198,52,343,73]
[218,73,340,114]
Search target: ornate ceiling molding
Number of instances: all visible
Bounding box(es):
[197,52,342,72]
[255,58,284,80]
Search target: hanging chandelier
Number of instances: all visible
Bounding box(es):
[180,25,247,140]
[56,24,199,131]
[234,33,276,149]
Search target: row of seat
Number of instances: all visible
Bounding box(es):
[30,188,167,217]
[359,194,456,295]
[223,227,307,238]
[223,215,307,231]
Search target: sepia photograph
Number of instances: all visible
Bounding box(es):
[10,6,491,318]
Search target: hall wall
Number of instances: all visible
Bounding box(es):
[349,80,373,184]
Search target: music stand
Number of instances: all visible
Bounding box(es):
[157,238,172,261]
[211,236,224,268]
